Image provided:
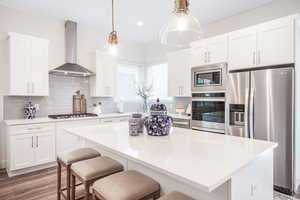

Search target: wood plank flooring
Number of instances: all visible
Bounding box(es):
[0,167,298,200]
[0,167,62,200]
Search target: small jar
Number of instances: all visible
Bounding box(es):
[129,113,144,136]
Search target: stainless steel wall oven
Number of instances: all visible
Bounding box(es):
[191,92,225,134]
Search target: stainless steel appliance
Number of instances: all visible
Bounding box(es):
[191,92,225,133]
[226,65,294,195]
[50,21,94,77]
[48,113,97,119]
[191,63,227,92]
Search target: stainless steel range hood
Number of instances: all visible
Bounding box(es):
[50,21,94,77]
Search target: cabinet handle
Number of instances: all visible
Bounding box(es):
[208,52,210,63]
[27,82,30,94]
[32,136,34,148]
[253,52,256,65]
[36,136,39,148]
[32,82,35,94]
[257,50,261,65]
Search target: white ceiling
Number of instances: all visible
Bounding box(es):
[0,0,273,44]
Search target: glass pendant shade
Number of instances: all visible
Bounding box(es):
[160,0,202,47]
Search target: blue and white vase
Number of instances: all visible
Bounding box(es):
[24,102,37,119]
[144,99,173,136]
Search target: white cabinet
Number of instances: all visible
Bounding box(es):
[7,123,55,171]
[228,15,296,71]
[10,134,36,170]
[0,33,49,96]
[228,27,257,71]
[257,17,295,66]
[56,119,99,155]
[191,34,228,66]
[168,49,191,97]
[90,51,117,97]
[35,132,55,166]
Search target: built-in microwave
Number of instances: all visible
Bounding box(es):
[191,63,227,92]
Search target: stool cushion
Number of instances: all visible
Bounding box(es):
[71,157,123,181]
[59,148,100,165]
[158,192,194,200]
[93,170,160,200]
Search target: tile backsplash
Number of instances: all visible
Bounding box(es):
[3,75,118,120]
[3,75,191,120]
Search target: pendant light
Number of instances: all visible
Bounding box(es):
[105,0,118,55]
[160,0,202,47]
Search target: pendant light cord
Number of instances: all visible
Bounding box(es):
[112,0,115,32]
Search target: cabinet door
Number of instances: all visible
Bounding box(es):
[8,34,31,95]
[190,44,207,67]
[30,37,49,96]
[206,35,228,64]
[92,52,117,97]
[35,131,55,165]
[257,17,295,67]
[228,27,257,71]
[10,134,35,170]
[168,49,191,97]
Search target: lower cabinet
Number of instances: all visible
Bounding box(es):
[8,123,55,171]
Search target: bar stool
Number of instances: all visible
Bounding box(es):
[158,191,194,200]
[57,148,101,200]
[71,156,124,200]
[92,170,161,200]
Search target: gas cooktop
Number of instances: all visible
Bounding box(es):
[48,113,98,119]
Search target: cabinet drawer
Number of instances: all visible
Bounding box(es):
[9,123,55,135]
[101,117,129,124]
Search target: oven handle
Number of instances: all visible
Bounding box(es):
[192,98,225,102]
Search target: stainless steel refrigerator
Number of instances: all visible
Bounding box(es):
[226,65,294,195]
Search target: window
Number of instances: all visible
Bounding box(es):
[117,64,141,101]
[147,63,169,99]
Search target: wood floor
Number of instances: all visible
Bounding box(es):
[0,167,298,200]
[0,167,63,200]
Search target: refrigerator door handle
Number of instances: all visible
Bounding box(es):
[249,89,255,139]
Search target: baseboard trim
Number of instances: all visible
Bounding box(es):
[7,162,56,177]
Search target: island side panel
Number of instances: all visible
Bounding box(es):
[230,150,274,200]
[128,161,229,200]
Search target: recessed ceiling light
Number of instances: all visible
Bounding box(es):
[137,21,144,27]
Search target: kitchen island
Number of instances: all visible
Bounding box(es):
[65,122,277,200]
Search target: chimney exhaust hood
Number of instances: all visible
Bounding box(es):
[50,21,95,77]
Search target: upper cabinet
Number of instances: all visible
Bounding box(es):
[168,49,191,97]
[90,51,117,97]
[0,33,49,96]
[190,34,228,67]
[228,15,296,71]
[228,27,257,71]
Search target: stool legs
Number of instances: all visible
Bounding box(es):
[67,165,71,200]
[84,181,90,200]
[57,159,62,200]
[71,174,76,200]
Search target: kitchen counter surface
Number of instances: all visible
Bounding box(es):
[3,113,131,126]
[65,122,277,192]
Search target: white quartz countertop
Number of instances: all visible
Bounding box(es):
[65,122,277,192]
[3,113,131,126]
